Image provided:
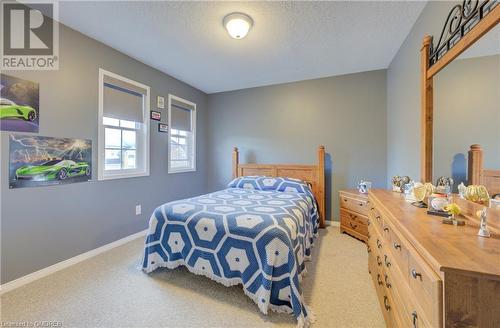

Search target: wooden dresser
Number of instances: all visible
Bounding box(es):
[339,189,369,242]
[367,189,500,328]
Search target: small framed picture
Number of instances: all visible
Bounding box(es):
[158,123,168,133]
[150,110,161,121]
[157,96,165,109]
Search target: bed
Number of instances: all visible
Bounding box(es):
[142,146,325,327]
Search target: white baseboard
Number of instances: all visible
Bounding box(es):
[0,229,148,295]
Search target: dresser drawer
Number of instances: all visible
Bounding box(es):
[387,270,429,328]
[379,219,392,243]
[375,279,397,327]
[383,259,435,328]
[408,253,442,325]
[388,226,409,278]
[340,194,368,216]
[369,206,384,230]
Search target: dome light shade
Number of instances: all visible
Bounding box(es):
[223,13,253,39]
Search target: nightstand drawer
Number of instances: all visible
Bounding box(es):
[340,208,368,225]
[340,209,368,236]
[340,194,368,216]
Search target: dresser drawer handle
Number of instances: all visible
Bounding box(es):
[393,242,401,250]
[349,213,357,219]
[412,311,418,328]
[370,207,375,211]
[384,254,391,268]
[376,215,381,220]
[376,239,382,249]
[411,269,422,280]
[377,274,383,286]
[349,222,358,229]
[358,203,364,206]
[384,274,391,288]
[383,296,390,311]
[343,198,348,202]
[377,256,382,266]
[383,227,389,232]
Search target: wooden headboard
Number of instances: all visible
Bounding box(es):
[468,144,500,196]
[232,146,326,228]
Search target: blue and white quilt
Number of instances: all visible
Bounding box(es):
[142,176,319,327]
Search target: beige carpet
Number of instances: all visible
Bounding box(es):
[1,227,384,328]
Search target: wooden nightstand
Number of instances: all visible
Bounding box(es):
[339,189,369,242]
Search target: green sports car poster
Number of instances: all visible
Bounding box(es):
[9,135,92,189]
[1,74,40,133]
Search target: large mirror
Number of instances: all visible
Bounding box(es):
[432,25,500,192]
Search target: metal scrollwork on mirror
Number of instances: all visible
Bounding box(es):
[420,0,500,183]
[429,0,498,66]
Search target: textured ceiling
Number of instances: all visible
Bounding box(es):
[57,1,427,94]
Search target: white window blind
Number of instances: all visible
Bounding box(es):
[168,95,196,173]
[103,79,145,123]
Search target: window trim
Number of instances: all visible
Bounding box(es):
[167,94,196,174]
[98,68,150,181]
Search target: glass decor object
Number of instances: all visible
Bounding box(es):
[458,182,467,198]
[357,180,372,194]
[465,185,490,206]
[429,194,451,212]
[392,176,412,193]
[477,208,491,238]
[436,176,453,195]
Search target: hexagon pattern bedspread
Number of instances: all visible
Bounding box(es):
[142,177,319,327]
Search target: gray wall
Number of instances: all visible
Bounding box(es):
[206,70,387,221]
[386,1,452,183]
[434,55,500,189]
[1,24,208,284]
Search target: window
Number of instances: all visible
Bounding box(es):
[168,95,196,173]
[98,69,150,180]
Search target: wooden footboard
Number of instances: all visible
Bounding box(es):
[468,144,500,196]
[232,146,326,228]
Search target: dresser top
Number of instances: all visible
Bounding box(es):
[369,189,500,279]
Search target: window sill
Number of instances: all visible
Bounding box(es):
[98,171,149,181]
[168,168,196,174]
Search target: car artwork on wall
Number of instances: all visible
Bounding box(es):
[9,135,92,189]
[1,74,40,133]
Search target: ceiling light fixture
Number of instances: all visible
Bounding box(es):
[223,12,253,39]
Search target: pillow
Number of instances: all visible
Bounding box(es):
[228,176,312,194]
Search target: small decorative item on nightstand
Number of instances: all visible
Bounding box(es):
[357,180,372,194]
[339,189,369,242]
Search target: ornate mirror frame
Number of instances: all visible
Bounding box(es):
[420,0,500,182]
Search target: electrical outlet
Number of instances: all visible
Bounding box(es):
[135,205,142,215]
